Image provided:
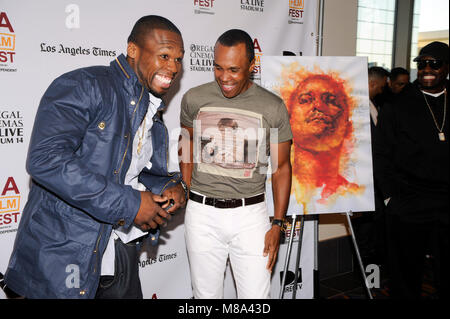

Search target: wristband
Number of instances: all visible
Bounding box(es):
[272,219,284,228]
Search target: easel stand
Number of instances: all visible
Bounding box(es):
[278,211,374,299]
[279,214,305,299]
[344,211,373,299]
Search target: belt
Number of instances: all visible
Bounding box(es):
[188,191,265,209]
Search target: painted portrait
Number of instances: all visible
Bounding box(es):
[262,56,374,215]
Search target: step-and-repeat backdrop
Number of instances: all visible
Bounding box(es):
[0,0,319,299]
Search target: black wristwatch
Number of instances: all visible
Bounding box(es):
[272,219,284,228]
[180,180,189,201]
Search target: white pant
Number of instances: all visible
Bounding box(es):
[184,196,272,299]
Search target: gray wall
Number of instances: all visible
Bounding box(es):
[321,0,358,57]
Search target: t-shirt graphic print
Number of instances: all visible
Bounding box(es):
[194,106,263,179]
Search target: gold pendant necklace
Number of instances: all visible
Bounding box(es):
[422,90,447,142]
[137,118,146,155]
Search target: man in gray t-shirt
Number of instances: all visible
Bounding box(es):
[179,29,292,299]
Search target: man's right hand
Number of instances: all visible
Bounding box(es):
[134,191,172,231]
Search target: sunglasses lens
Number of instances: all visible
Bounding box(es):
[417,61,426,70]
[431,60,443,69]
[417,60,443,70]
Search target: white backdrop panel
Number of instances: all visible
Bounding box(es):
[0,0,318,299]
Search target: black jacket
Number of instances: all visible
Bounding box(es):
[373,81,449,218]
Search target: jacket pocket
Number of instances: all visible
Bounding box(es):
[30,201,101,293]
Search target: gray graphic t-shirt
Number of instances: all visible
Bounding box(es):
[180,81,292,198]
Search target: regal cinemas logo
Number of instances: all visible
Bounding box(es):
[194,0,215,15]
[288,0,305,24]
[241,0,264,12]
[0,177,21,232]
[189,43,214,72]
[250,38,262,82]
[0,110,24,145]
[0,12,16,72]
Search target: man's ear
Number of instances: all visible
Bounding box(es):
[127,42,138,59]
[248,57,256,73]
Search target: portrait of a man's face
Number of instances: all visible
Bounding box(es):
[262,56,374,215]
[287,74,351,152]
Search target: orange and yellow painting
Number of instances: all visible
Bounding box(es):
[263,57,374,215]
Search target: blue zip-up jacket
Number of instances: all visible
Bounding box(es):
[4,54,181,299]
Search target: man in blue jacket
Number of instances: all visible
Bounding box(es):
[4,15,187,299]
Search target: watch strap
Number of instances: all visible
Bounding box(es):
[180,180,189,201]
[272,219,284,228]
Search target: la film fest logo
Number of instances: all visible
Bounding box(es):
[251,38,263,81]
[194,0,216,15]
[288,0,305,24]
[0,11,16,72]
[280,217,301,244]
[189,43,214,72]
[0,177,21,232]
[240,0,264,12]
[0,110,24,145]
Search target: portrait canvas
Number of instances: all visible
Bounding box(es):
[262,56,375,215]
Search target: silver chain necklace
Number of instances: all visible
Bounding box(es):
[421,89,447,142]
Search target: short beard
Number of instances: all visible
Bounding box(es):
[419,81,446,92]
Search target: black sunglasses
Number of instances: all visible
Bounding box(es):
[416,59,444,70]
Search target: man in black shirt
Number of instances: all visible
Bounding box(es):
[388,67,410,95]
[374,67,411,110]
[374,41,449,298]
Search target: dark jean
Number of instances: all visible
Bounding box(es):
[385,196,449,299]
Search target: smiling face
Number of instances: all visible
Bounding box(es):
[288,75,350,152]
[213,43,255,99]
[127,29,184,97]
[417,55,449,93]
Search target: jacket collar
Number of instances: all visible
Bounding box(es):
[112,53,147,97]
[113,54,166,112]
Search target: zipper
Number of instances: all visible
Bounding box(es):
[115,86,145,182]
[115,58,130,79]
[152,119,178,194]
[160,178,178,194]
[92,224,105,274]
[162,119,175,177]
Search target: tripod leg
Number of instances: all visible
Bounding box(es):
[313,216,320,299]
[279,214,297,299]
[345,211,373,299]
[292,215,305,299]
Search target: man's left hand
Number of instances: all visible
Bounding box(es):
[263,226,282,272]
[161,183,187,214]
